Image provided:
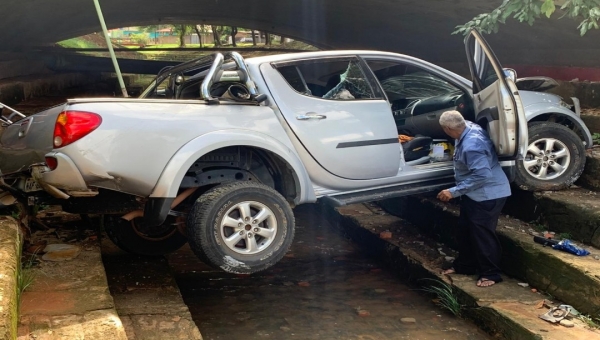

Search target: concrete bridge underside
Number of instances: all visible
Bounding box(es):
[2,0,600,79]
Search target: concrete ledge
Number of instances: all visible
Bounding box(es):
[0,73,102,107]
[503,188,600,248]
[324,203,600,339]
[577,148,600,192]
[379,196,600,316]
[17,213,127,340]
[550,82,600,108]
[0,217,20,340]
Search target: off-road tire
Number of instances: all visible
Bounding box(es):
[186,181,295,274]
[104,215,188,256]
[515,121,586,191]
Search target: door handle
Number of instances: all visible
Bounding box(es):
[427,114,437,120]
[296,113,327,120]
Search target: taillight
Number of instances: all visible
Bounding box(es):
[45,157,58,170]
[53,111,102,148]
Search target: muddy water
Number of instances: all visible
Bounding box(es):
[168,205,490,340]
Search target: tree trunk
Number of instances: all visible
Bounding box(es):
[212,25,221,46]
[251,30,257,46]
[265,32,271,46]
[179,25,186,47]
[231,26,238,47]
[194,25,203,47]
[280,35,285,45]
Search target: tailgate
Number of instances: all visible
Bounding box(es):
[0,103,66,174]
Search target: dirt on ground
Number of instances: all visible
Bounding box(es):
[582,108,600,116]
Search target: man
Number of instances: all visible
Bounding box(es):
[436,110,511,288]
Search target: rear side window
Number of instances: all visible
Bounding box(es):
[275,59,378,100]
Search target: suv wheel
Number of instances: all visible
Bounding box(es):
[515,121,586,191]
[186,181,294,274]
[104,215,188,256]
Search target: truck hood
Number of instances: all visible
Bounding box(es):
[519,90,563,109]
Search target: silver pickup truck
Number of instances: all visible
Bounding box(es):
[0,30,591,273]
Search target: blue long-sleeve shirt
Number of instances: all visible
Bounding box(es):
[448,121,511,201]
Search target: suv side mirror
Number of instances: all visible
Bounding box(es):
[503,68,517,82]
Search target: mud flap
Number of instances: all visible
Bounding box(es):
[143,197,175,227]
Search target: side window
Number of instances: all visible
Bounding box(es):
[468,36,499,91]
[275,59,378,100]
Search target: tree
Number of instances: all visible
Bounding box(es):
[230,26,238,47]
[194,25,204,47]
[174,25,191,47]
[456,0,600,36]
[265,32,272,45]
[211,25,224,46]
[251,30,257,46]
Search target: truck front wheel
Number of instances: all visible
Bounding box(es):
[515,121,586,191]
[186,181,295,274]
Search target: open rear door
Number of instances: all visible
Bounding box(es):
[464,29,527,160]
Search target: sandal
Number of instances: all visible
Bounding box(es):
[539,306,571,323]
[476,275,503,287]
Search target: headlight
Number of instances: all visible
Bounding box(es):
[559,100,572,110]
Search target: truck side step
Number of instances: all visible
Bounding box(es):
[319,178,455,207]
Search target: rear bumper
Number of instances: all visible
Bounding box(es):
[41,152,89,192]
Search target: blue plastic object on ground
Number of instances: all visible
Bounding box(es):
[552,239,590,256]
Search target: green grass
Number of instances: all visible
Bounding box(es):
[419,278,462,317]
[593,132,600,145]
[15,232,36,316]
[579,314,600,329]
[558,232,572,240]
[57,38,102,49]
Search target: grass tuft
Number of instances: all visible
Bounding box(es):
[419,278,462,317]
[15,232,37,316]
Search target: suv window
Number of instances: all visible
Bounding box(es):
[276,59,378,100]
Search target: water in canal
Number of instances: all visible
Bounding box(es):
[168,205,491,340]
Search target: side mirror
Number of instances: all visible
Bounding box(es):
[503,68,517,83]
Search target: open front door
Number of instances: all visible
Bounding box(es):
[465,29,527,160]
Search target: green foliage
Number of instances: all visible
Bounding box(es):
[592,132,600,145]
[530,221,546,232]
[130,33,148,46]
[455,0,600,36]
[558,232,573,239]
[579,314,600,329]
[419,278,462,316]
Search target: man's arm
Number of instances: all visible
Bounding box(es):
[448,148,492,198]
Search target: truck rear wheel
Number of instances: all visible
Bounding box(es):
[186,181,295,274]
[104,215,188,256]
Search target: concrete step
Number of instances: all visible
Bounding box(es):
[377,195,600,318]
[101,235,203,340]
[325,202,600,339]
[503,188,600,248]
[16,211,128,339]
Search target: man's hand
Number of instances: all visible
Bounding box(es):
[437,189,453,202]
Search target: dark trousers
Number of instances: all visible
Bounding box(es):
[452,195,507,280]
